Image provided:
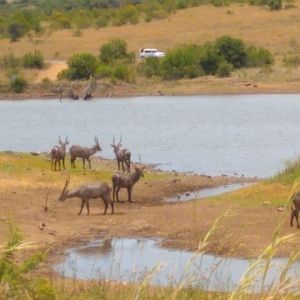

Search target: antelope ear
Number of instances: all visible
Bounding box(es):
[111,144,114,147]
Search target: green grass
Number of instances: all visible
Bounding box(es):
[0,152,169,184]
[270,157,300,185]
[205,158,300,208]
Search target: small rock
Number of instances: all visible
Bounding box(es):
[185,192,190,196]
[39,222,46,230]
[277,207,284,212]
[48,229,57,236]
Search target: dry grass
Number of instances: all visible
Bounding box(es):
[1,5,300,59]
[1,5,300,93]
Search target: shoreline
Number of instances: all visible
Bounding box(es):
[1,89,300,101]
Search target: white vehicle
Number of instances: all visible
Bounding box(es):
[139,48,165,58]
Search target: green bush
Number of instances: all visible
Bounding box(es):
[113,64,129,81]
[96,16,109,28]
[112,4,139,26]
[23,50,45,69]
[65,52,98,80]
[10,75,27,93]
[0,53,20,69]
[183,64,203,78]
[245,46,273,67]
[199,44,221,75]
[100,38,132,63]
[95,64,113,78]
[138,57,161,78]
[214,36,247,68]
[216,61,232,77]
[161,45,202,79]
[268,0,282,9]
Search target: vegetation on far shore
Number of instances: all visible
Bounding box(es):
[0,35,273,93]
[0,0,289,42]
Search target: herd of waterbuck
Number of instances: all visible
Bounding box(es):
[50,135,145,216]
[49,136,300,229]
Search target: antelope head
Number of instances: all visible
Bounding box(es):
[134,155,145,177]
[58,136,69,147]
[94,136,102,152]
[59,176,70,202]
[111,135,122,153]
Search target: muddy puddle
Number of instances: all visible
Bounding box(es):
[53,238,300,292]
[164,182,254,203]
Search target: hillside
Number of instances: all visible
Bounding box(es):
[1,4,300,95]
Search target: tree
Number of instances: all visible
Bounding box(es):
[99,39,128,63]
[66,53,98,80]
[214,36,247,68]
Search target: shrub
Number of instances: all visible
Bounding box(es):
[183,64,203,78]
[57,68,69,80]
[199,44,221,75]
[51,12,71,29]
[283,54,300,68]
[214,36,247,68]
[245,46,273,67]
[216,61,232,77]
[7,22,25,42]
[95,64,112,78]
[138,57,161,78]
[112,5,139,26]
[0,53,20,69]
[268,0,282,9]
[66,52,98,80]
[113,64,129,81]
[10,75,27,93]
[96,16,109,28]
[100,39,129,63]
[142,2,167,22]
[23,50,45,69]
[161,45,202,79]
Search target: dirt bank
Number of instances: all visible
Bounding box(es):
[0,152,260,260]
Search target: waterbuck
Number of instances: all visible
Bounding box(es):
[291,191,300,228]
[111,135,131,173]
[50,136,69,171]
[70,137,102,169]
[112,164,145,202]
[58,176,114,215]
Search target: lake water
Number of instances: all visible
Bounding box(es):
[1,95,300,177]
[164,182,254,203]
[53,237,300,292]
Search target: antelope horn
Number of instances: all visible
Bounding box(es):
[138,154,142,164]
[65,135,69,143]
[58,135,62,143]
[118,134,122,145]
[113,134,115,145]
[59,175,70,200]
